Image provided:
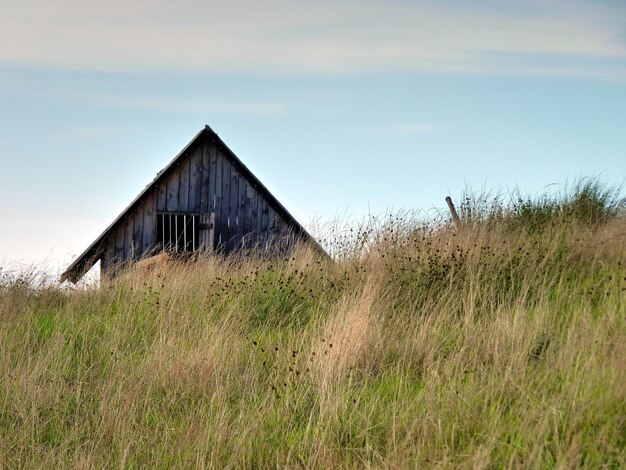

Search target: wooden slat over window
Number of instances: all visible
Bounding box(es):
[156,213,200,253]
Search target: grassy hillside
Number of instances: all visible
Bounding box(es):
[1,181,624,468]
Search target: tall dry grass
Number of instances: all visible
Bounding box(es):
[0,182,624,468]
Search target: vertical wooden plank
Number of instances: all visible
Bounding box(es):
[133,205,144,259]
[105,233,115,262]
[248,187,257,247]
[260,198,269,249]
[124,217,134,261]
[237,172,246,248]
[166,165,180,212]
[276,216,289,252]
[243,184,253,248]
[199,212,216,252]
[114,224,125,265]
[189,147,203,213]
[156,183,167,212]
[220,153,231,251]
[209,144,217,212]
[142,193,156,257]
[200,143,210,214]
[178,156,190,212]
[198,213,205,248]
[228,168,239,251]
[268,207,278,250]
[269,206,277,231]
[214,150,223,248]
[208,212,215,252]
[255,190,263,247]
[103,233,115,275]
[254,189,262,247]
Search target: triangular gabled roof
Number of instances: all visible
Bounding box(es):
[60,125,322,283]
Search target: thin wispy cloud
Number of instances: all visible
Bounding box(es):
[66,92,289,116]
[1,0,624,79]
[50,125,124,141]
[373,123,441,136]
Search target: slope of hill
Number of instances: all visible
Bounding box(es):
[1,181,624,468]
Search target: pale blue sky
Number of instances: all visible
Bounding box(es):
[0,0,625,271]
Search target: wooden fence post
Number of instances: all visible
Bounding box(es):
[445,196,460,226]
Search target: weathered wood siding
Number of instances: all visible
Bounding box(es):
[101,139,295,273]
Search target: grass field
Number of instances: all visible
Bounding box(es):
[1,180,624,468]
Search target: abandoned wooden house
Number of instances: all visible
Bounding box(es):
[60,125,319,283]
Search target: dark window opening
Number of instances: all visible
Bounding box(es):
[157,213,200,253]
